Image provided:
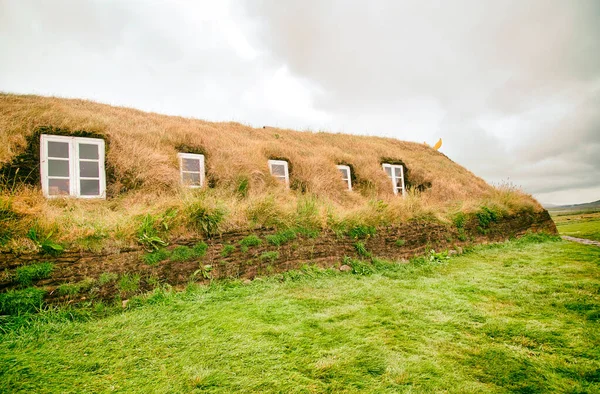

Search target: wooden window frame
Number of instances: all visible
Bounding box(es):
[40,134,106,199]
[336,165,352,191]
[178,152,205,188]
[268,159,290,188]
[382,163,406,196]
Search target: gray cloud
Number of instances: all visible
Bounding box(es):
[241,0,600,203]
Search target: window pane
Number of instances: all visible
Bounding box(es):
[394,166,403,178]
[49,179,70,195]
[338,167,349,179]
[48,141,69,158]
[182,158,200,172]
[80,179,100,196]
[271,164,286,176]
[48,159,69,177]
[79,161,99,178]
[384,166,392,177]
[182,172,201,185]
[79,143,99,160]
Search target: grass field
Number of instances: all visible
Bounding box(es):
[552,210,600,241]
[1,235,599,393]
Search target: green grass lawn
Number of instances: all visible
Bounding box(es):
[1,235,599,393]
[553,211,600,241]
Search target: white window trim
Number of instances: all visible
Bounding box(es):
[336,165,352,191]
[382,163,406,196]
[40,134,106,199]
[178,152,205,188]
[268,159,290,188]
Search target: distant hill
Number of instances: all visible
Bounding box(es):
[546,200,600,212]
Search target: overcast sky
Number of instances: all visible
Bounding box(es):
[1,0,598,205]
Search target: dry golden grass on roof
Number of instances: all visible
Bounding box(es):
[0,93,542,251]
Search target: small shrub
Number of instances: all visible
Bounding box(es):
[142,249,171,265]
[188,204,226,237]
[427,249,450,264]
[15,262,54,286]
[476,206,501,233]
[354,242,371,258]
[260,251,279,262]
[221,244,235,257]
[239,235,262,252]
[343,257,375,276]
[395,239,406,247]
[98,272,118,285]
[457,228,467,242]
[453,212,466,229]
[266,229,297,246]
[348,225,376,239]
[119,274,140,293]
[0,287,46,315]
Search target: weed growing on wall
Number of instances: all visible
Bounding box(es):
[348,225,377,239]
[142,249,171,265]
[342,256,375,276]
[354,242,372,258]
[26,227,63,255]
[453,212,468,241]
[476,206,502,234]
[98,272,118,285]
[221,244,235,257]
[395,239,406,247]
[187,203,226,237]
[266,229,297,246]
[260,251,279,262]
[57,279,95,296]
[15,262,54,286]
[239,234,262,252]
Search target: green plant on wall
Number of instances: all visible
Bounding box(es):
[193,264,213,280]
[266,229,297,247]
[137,213,170,251]
[260,251,279,262]
[239,234,262,252]
[187,204,226,237]
[348,225,377,239]
[15,262,54,286]
[27,228,63,255]
[221,244,235,257]
[354,242,372,258]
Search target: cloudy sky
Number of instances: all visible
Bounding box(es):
[1,0,598,205]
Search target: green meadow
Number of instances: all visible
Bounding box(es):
[1,233,599,393]
[553,210,600,242]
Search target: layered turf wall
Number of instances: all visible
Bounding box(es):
[0,210,557,305]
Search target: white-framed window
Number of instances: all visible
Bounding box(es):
[382,163,405,196]
[337,165,352,191]
[40,134,106,199]
[268,159,289,187]
[178,153,205,188]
